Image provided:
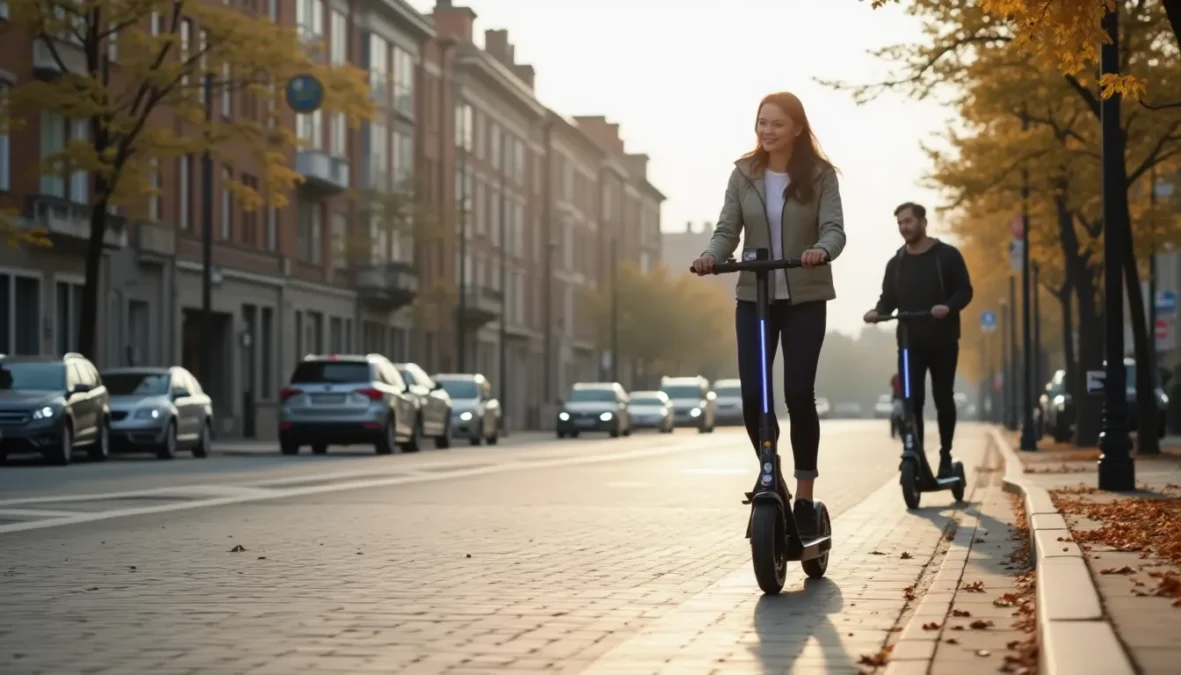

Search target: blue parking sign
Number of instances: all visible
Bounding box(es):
[980,310,997,333]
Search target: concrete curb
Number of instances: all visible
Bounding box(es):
[989,427,1135,675]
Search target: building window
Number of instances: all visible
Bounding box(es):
[474,111,485,160]
[178,155,191,229]
[220,63,232,116]
[296,0,323,41]
[266,205,277,250]
[297,199,322,264]
[55,281,84,355]
[260,306,273,398]
[474,179,485,235]
[513,139,525,185]
[180,20,192,88]
[0,81,8,192]
[330,113,346,158]
[368,120,387,190]
[392,46,414,117]
[331,211,346,269]
[392,131,413,190]
[489,121,500,168]
[39,113,88,202]
[147,159,161,220]
[294,309,304,360]
[330,9,346,65]
[220,166,232,239]
[368,35,389,107]
[454,102,473,151]
[0,274,41,355]
[127,299,150,366]
[297,110,322,150]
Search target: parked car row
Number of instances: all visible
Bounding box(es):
[555,375,748,439]
[276,353,502,456]
[1036,360,1167,442]
[0,352,214,466]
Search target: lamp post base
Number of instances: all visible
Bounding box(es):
[1097,430,1135,491]
[1019,420,1038,451]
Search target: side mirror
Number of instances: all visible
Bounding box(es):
[172,388,191,400]
[71,383,93,395]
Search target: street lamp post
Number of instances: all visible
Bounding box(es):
[1145,165,1160,456]
[1033,263,1042,393]
[200,73,214,390]
[1019,108,1038,451]
[1096,4,1135,490]
[1000,298,1009,426]
[1008,276,1019,430]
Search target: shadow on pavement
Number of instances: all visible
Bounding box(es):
[749,578,856,670]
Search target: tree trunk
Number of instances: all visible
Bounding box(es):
[1055,197,1102,447]
[79,197,109,361]
[1058,284,1076,397]
[1121,212,1159,454]
[1165,0,1181,48]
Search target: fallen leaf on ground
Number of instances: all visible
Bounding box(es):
[951,609,971,617]
[974,537,986,543]
[1101,566,1135,575]
[857,647,891,666]
[870,550,886,555]
[945,638,959,644]
[962,580,985,592]
[922,621,941,630]
[976,649,991,656]
[901,551,913,559]
[951,625,965,631]
[229,545,246,553]
[970,619,995,630]
[903,586,916,601]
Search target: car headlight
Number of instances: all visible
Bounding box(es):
[1052,395,1065,406]
[459,411,473,421]
[1162,393,1170,405]
[31,406,56,420]
[134,408,163,419]
[599,412,613,421]
[558,412,569,421]
[690,407,702,417]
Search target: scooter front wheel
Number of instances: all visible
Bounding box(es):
[900,459,921,510]
[749,502,788,594]
[801,500,832,579]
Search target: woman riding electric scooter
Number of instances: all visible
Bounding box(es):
[691,90,846,542]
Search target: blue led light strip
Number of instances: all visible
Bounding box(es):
[759,319,770,414]
[902,349,911,400]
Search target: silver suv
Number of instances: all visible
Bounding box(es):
[278,354,418,455]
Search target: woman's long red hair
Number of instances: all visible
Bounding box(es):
[742,91,836,204]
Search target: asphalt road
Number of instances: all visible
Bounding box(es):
[0,419,991,674]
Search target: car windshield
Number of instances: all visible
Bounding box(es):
[290,361,371,384]
[630,396,664,406]
[569,388,616,402]
[0,362,66,391]
[104,372,170,396]
[661,385,703,399]
[713,386,741,397]
[438,380,479,399]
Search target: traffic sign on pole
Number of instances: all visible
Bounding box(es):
[1155,289,1177,316]
[1155,318,1168,342]
[1009,239,1023,272]
[1010,214,1025,238]
[980,310,997,334]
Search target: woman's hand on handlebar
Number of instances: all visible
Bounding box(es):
[863,309,879,324]
[801,248,828,268]
[691,254,716,275]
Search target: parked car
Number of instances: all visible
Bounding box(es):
[712,378,744,426]
[0,353,110,465]
[873,394,895,419]
[434,373,500,445]
[556,382,631,438]
[832,402,864,419]
[627,390,674,432]
[815,396,832,419]
[278,354,418,455]
[660,375,716,433]
[1040,360,1167,443]
[395,362,453,449]
[103,366,213,460]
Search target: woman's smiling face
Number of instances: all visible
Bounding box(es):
[756,102,799,155]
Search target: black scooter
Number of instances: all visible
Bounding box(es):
[873,311,967,509]
[694,248,833,594]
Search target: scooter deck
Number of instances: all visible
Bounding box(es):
[792,535,833,561]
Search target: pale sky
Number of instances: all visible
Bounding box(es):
[409,0,955,335]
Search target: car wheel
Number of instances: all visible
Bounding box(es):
[435,416,452,449]
[470,419,483,446]
[311,444,328,454]
[280,442,300,455]
[156,420,178,460]
[557,431,567,439]
[193,421,211,458]
[486,420,499,445]
[47,424,73,466]
[88,419,110,462]
[402,416,423,452]
[376,419,397,455]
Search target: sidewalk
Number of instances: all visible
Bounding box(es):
[995,429,1181,675]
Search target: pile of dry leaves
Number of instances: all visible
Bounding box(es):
[999,493,1038,674]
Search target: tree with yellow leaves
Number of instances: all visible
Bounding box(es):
[0,0,372,359]
[838,0,1181,447]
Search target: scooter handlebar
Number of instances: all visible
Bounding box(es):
[873,311,932,322]
[690,257,827,275]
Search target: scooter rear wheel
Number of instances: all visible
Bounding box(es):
[951,460,967,502]
[750,502,788,594]
[900,459,921,510]
[801,501,832,579]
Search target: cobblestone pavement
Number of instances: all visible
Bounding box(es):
[1,422,989,674]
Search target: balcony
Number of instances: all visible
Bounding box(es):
[24,195,128,249]
[355,261,418,309]
[32,37,86,78]
[134,219,176,257]
[458,286,503,327]
[295,149,349,193]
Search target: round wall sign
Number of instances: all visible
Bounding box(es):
[286,74,324,114]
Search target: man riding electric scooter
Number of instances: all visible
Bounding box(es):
[864,202,973,478]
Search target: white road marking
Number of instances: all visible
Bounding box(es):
[0,508,83,519]
[606,481,650,488]
[0,436,733,535]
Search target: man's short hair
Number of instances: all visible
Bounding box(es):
[894,202,927,221]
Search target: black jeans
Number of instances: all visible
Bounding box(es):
[898,340,959,457]
[735,300,826,479]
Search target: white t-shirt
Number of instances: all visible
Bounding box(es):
[764,169,791,300]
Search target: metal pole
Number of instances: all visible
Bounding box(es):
[1009,276,1019,430]
[200,73,214,389]
[456,94,468,372]
[497,129,507,430]
[541,122,554,405]
[610,239,618,382]
[1096,3,1135,490]
[1149,164,1158,384]
[1019,108,1037,450]
[1033,263,1042,392]
[1000,303,1009,425]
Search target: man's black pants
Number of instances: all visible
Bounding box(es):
[898,340,959,458]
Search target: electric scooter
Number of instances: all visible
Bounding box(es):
[873,311,967,509]
[694,248,833,594]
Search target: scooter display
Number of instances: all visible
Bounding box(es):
[872,311,967,509]
[693,248,833,594]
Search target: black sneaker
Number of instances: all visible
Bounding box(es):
[794,499,818,541]
[937,454,956,478]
